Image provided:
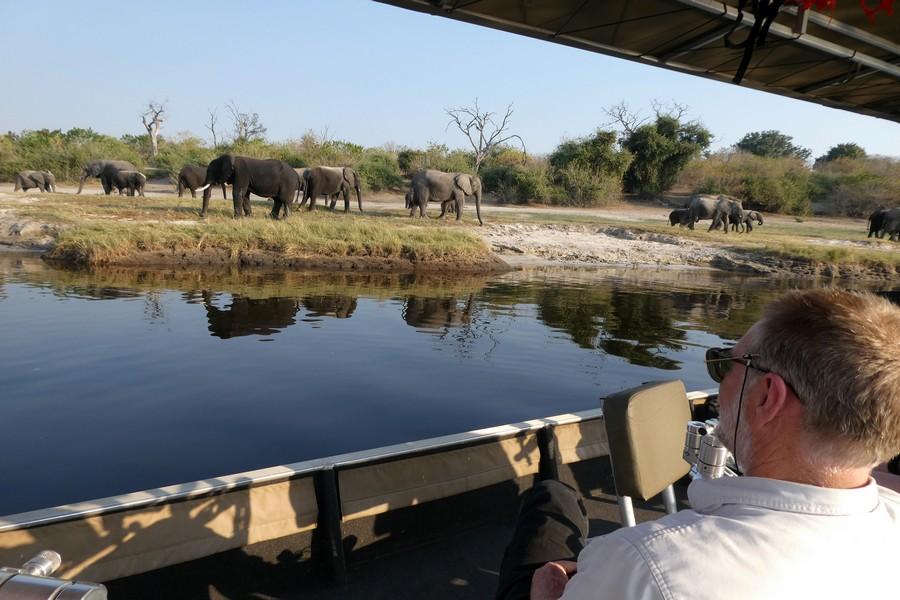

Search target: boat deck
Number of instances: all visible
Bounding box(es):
[107,458,686,599]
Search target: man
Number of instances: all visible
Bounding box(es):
[497,289,900,600]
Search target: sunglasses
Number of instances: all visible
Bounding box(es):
[704,347,771,383]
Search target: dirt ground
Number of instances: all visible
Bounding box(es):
[0,182,895,279]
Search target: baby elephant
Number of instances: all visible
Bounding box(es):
[112,170,147,197]
[14,170,56,192]
[668,208,690,227]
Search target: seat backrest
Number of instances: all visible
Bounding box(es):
[603,380,692,501]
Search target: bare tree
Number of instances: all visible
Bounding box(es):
[226,100,267,143]
[602,101,647,136]
[445,99,526,173]
[141,101,166,157]
[205,108,220,149]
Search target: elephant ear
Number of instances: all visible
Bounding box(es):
[454,174,474,196]
[219,155,235,183]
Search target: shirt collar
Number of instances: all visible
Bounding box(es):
[688,476,882,516]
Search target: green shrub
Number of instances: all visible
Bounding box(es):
[680,151,811,215]
[810,157,900,217]
[622,116,710,196]
[546,130,630,206]
[357,150,404,190]
[481,161,552,204]
[550,165,622,207]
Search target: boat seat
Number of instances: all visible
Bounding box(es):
[602,380,692,527]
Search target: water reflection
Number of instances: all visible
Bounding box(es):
[1,255,894,514]
[201,291,302,339]
[402,295,475,332]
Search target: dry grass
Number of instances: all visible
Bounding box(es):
[4,193,490,265]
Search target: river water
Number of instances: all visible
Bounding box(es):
[0,254,889,515]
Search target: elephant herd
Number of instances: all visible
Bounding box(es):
[868,207,900,241]
[12,153,485,225]
[669,195,763,234]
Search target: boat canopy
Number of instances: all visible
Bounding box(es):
[376,0,900,124]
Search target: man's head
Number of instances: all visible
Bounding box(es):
[716,289,900,477]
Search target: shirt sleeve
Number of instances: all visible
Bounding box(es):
[560,534,664,600]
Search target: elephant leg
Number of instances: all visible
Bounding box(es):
[342,188,350,213]
[243,191,252,216]
[200,188,211,217]
[271,198,282,220]
[232,187,245,218]
[454,194,463,221]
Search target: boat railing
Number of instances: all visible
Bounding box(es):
[0,387,716,583]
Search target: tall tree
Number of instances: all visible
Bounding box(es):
[226,100,267,144]
[205,108,220,150]
[816,142,866,164]
[141,101,166,158]
[607,102,711,196]
[736,130,811,160]
[445,99,525,173]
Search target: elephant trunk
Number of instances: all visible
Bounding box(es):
[355,184,363,212]
[76,173,87,194]
[474,187,483,226]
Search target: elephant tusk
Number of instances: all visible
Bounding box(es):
[196,184,211,192]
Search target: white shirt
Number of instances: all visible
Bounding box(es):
[561,476,900,600]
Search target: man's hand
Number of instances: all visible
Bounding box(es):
[530,560,578,600]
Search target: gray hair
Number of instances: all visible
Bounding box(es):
[749,289,900,468]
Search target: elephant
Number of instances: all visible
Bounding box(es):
[879,207,900,241]
[97,162,141,196]
[197,154,300,219]
[110,170,147,197]
[729,210,763,233]
[868,208,888,239]
[293,167,341,206]
[685,194,743,234]
[13,170,56,192]
[177,165,226,199]
[76,160,136,194]
[201,291,301,339]
[408,169,483,225]
[303,294,358,319]
[668,208,690,227]
[301,166,363,212]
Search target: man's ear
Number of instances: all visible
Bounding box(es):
[754,374,795,426]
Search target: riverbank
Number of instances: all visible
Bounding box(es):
[0,185,896,278]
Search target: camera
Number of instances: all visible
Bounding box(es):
[683,419,738,479]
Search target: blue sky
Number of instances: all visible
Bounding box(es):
[2,0,898,158]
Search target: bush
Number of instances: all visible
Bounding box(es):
[154,135,218,177]
[678,151,811,215]
[481,161,552,204]
[810,157,900,217]
[621,116,710,196]
[550,165,622,207]
[546,130,630,206]
[0,128,144,182]
[357,150,404,191]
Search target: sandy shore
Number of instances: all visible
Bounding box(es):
[0,183,895,279]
